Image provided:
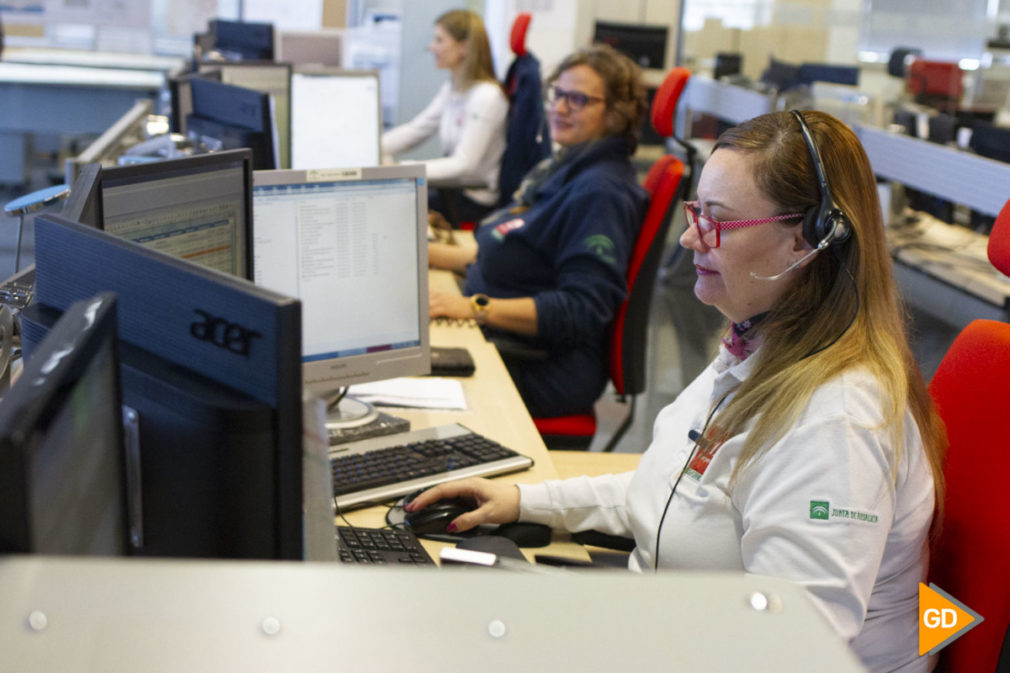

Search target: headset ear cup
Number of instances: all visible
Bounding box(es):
[802,207,822,248]
[824,208,852,245]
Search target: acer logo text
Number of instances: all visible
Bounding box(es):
[190,310,261,357]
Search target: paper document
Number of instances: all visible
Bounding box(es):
[348,377,467,411]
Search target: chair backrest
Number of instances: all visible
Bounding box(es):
[608,67,691,396]
[499,13,551,207]
[927,197,1010,673]
[510,12,531,58]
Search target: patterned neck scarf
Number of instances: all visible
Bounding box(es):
[722,312,768,361]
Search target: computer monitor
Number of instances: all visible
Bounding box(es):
[198,62,292,169]
[207,18,275,61]
[96,149,254,280]
[713,53,743,80]
[592,21,668,69]
[761,57,802,92]
[276,28,344,67]
[24,214,304,560]
[252,164,429,429]
[798,63,859,87]
[969,120,1010,164]
[289,68,381,170]
[0,293,129,556]
[186,78,279,170]
[168,69,221,136]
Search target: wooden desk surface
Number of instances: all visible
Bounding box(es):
[550,450,642,480]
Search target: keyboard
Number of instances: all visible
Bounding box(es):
[328,423,533,511]
[336,525,435,566]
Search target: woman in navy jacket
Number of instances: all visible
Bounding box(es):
[428,44,648,417]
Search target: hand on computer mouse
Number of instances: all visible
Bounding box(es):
[404,478,520,533]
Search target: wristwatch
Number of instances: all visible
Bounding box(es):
[470,293,491,325]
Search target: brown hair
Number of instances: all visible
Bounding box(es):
[435,10,499,90]
[712,110,947,529]
[546,43,648,151]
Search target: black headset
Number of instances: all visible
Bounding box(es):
[790,109,852,250]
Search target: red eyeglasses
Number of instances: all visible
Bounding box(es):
[683,200,804,248]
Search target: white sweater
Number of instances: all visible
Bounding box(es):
[381,80,508,206]
[519,346,935,673]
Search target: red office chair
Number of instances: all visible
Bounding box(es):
[906,58,963,111]
[927,197,1010,673]
[533,67,692,452]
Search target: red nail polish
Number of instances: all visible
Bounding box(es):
[446,523,457,532]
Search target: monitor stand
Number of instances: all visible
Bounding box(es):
[326,395,379,429]
[324,395,410,444]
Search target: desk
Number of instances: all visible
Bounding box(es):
[340,270,591,564]
[887,211,1010,328]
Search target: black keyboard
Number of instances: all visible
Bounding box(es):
[336,526,435,566]
[328,423,533,511]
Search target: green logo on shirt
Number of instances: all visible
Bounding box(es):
[808,500,879,524]
[810,500,830,520]
[584,234,618,265]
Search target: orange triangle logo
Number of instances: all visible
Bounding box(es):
[919,583,984,656]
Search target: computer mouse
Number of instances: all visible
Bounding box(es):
[404,497,477,537]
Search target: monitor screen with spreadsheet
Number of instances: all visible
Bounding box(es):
[98,149,254,279]
[289,68,381,170]
[252,164,429,428]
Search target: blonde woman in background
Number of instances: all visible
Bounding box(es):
[381,9,507,223]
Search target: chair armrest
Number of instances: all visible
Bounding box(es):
[487,332,549,361]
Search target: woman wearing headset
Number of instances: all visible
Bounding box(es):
[381,9,507,224]
[412,110,947,673]
[427,43,648,418]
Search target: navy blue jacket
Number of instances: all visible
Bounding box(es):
[464,136,647,417]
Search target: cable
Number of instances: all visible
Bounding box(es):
[653,391,730,572]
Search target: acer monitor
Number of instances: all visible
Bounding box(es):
[289,67,381,170]
[23,214,304,561]
[186,78,279,170]
[0,293,128,556]
[252,164,429,430]
[65,150,254,280]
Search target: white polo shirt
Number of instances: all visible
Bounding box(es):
[519,346,935,673]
